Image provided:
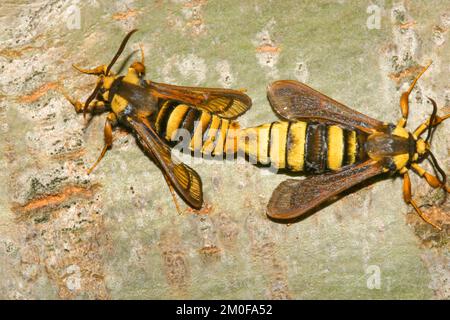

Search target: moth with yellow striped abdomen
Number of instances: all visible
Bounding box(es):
[237,64,448,229]
[64,29,252,212]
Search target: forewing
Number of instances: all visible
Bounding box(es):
[267,160,385,220]
[267,80,384,130]
[127,116,203,209]
[148,81,252,119]
[116,81,158,114]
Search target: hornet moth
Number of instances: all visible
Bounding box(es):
[236,63,448,229]
[64,29,252,211]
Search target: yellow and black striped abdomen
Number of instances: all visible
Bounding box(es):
[237,121,362,173]
[154,101,239,156]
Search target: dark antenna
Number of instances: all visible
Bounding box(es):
[105,29,138,75]
[425,97,438,143]
[82,29,138,118]
[83,80,103,119]
[428,151,447,187]
[116,50,138,75]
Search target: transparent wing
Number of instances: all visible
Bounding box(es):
[267,160,385,220]
[127,116,203,209]
[267,80,384,130]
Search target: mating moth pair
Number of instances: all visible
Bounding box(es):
[65,30,449,230]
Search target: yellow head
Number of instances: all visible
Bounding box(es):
[72,30,141,117]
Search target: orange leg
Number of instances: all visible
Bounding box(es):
[128,44,146,78]
[145,145,183,214]
[72,64,107,75]
[411,164,450,193]
[162,171,182,215]
[402,171,441,230]
[139,43,145,65]
[62,89,107,115]
[398,61,432,127]
[87,113,117,174]
[414,113,450,137]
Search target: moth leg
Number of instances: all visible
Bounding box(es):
[70,99,106,114]
[398,61,432,128]
[161,171,183,215]
[85,101,107,114]
[72,64,107,75]
[402,170,441,230]
[414,114,450,137]
[62,89,107,114]
[139,43,145,65]
[130,47,146,77]
[411,163,450,193]
[87,112,117,174]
